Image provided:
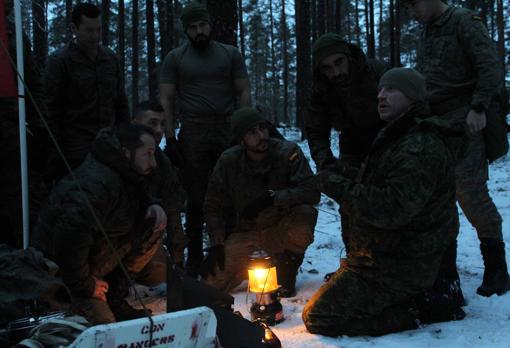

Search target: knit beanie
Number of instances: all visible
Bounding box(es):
[181,2,210,29]
[231,107,267,143]
[378,68,426,101]
[312,33,351,69]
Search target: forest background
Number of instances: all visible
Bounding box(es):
[23,0,509,129]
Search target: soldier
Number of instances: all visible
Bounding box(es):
[33,124,167,324]
[132,100,188,271]
[44,2,129,184]
[202,107,319,297]
[159,2,251,276]
[306,33,387,255]
[404,0,510,297]
[303,68,465,337]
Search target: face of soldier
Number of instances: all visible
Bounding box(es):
[186,20,211,50]
[404,0,441,24]
[133,111,166,145]
[124,133,157,176]
[71,15,101,52]
[319,53,350,87]
[242,123,270,156]
[377,87,413,123]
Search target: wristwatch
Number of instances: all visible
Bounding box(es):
[471,104,485,113]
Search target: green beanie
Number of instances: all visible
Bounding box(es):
[181,2,210,29]
[231,107,267,143]
[312,33,351,69]
[378,68,426,102]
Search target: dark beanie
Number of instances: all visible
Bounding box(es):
[312,33,351,69]
[181,2,210,29]
[378,68,426,102]
[231,107,266,143]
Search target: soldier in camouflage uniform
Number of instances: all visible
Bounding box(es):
[44,2,129,184]
[202,107,320,296]
[303,68,464,337]
[0,2,48,248]
[159,2,251,276]
[33,124,167,324]
[306,33,388,255]
[132,101,188,275]
[404,0,510,297]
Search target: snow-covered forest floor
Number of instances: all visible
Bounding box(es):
[144,129,510,348]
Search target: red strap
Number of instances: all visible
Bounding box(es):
[0,1,17,98]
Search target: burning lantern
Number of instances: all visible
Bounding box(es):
[247,250,284,325]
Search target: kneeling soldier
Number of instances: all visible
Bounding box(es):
[202,107,320,297]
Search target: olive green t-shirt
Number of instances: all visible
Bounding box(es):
[160,40,248,122]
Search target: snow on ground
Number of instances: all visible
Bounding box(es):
[146,129,510,347]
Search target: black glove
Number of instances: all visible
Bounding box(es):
[200,244,225,278]
[164,136,185,169]
[241,191,275,220]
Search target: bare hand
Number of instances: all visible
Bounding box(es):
[146,204,167,232]
[93,277,109,302]
[466,109,487,134]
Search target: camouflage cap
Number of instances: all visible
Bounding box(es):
[312,33,351,69]
[181,2,210,29]
[231,107,267,143]
[379,68,426,102]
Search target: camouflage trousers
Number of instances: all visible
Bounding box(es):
[206,205,317,293]
[302,268,418,337]
[442,106,503,240]
[178,122,230,266]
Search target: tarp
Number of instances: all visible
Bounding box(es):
[0,0,16,98]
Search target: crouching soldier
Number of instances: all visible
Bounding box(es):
[303,68,465,337]
[202,107,320,297]
[33,124,167,324]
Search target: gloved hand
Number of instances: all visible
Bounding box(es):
[241,191,275,220]
[200,244,225,278]
[164,136,185,169]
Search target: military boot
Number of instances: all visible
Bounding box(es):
[106,271,151,321]
[477,238,510,297]
[276,251,304,298]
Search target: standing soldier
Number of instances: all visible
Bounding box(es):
[159,2,251,276]
[44,2,129,184]
[306,33,387,259]
[202,107,319,296]
[405,0,510,297]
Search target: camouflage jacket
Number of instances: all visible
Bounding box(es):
[205,138,320,245]
[32,128,154,298]
[306,44,388,168]
[43,41,129,163]
[319,103,461,294]
[416,6,502,111]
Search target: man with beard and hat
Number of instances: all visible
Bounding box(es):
[305,33,388,262]
[202,107,320,297]
[303,68,466,337]
[159,1,251,276]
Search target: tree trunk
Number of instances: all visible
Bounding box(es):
[295,0,311,134]
[496,0,505,70]
[389,0,395,66]
[378,0,383,60]
[118,0,125,80]
[32,0,47,69]
[166,0,175,50]
[395,0,401,66]
[207,0,238,46]
[367,0,375,58]
[65,0,72,42]
[311,0,317,42]
[238,0,245,57]
[326,0,335,32]
[317,0,325,37]
[335,0,342,35]
[355,0,360,45]
[132,0,139,108]
[147,0,157,100]
[101,0,110,46]
[157,0,167,62]
[269,0,278,123]
[282,0,289,124]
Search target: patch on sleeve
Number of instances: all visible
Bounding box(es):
[471,15,482,21]
[289,151,299,162]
